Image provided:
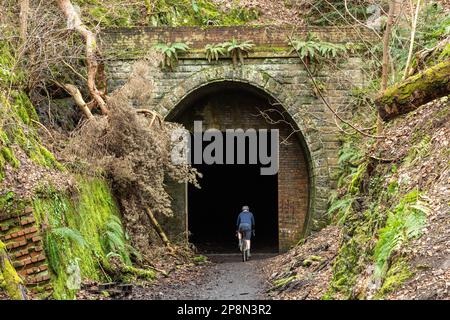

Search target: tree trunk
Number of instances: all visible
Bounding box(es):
[403,0,421,80]
[19,0,29,42]
[377,0,396,134]
[56,0,108,115]
[376,59,450,121]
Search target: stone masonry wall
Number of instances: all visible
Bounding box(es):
[101,26,368,248]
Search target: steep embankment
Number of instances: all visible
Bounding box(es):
[0,42,148,299]
[267,97,449,300]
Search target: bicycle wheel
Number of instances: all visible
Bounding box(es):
[242,242,247,262]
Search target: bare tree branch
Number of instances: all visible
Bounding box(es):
[56,0,108,115]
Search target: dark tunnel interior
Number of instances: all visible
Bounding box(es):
[169,82,285,253]
[188,154,279,253]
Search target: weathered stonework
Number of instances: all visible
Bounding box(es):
[102,26,367,250]
[0,207,50,291]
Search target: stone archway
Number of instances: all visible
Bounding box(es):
[159,66,332,251]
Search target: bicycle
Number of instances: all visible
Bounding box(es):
[237,231,250,262]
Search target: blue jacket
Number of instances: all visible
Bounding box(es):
[236,211,255,229]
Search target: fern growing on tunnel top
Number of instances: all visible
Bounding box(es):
[153,42,190,70]
[222,38,254,67]
[288,33,347,66]
[204,43,226,62]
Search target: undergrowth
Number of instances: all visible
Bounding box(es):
[74,0,259,27]
[324,135,429,299]
[0,42,61,183]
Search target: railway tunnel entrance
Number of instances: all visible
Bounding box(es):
[167,81,310,253]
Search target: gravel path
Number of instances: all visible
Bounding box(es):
[131,254,274,300]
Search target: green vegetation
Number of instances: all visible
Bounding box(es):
[324,131,430,299]
[375,258,412,298]
[153,42,190,70]
[304,0,372,26]
[0,241,25,300]
[272,275,299,290]
[289,33,348,65]
[0,42,62,182]
[204,43,226,62]
[373,190,428,281]
[32,177,132,299]
[221,39,255,66]
[193,255,208,264]
[390,2,449,83]
[74,0,259,27]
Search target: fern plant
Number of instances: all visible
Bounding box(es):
[45,227,86,275]
[153,42,190,70]
[373,190,428,281]
[51,227,86,247]
[222,38,254,67]
[289,33,347,66]
[204,43,226,62]
[404,135,431,166]
[101,215,132,265]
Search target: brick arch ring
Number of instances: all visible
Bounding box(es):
[157,65,330,234]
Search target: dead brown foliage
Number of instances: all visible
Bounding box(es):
[64,56,198,261]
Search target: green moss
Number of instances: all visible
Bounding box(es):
[0,241,25,300]
[0,90,62,172]
[121,265,156,282]
[33,176,131,299]
[0,191,28,219]
[375,259,412,299]
[1,147,20,168]
[12,91,39,125]
[379,59,450,105]
[272,275,298,290]
[0,41,25,86]
[324,220,372,299]
[193,255,208,264]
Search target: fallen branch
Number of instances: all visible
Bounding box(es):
[368,155,399,163]
[19,0,29,42]
[31,119,54,141]
[145,207,175,254]
[62,84,94,119]
[376,59,450,121]
[136,109,163,128]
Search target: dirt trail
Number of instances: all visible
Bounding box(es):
[131,254,274,300]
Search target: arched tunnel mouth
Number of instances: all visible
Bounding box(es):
[167,81,310,254]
